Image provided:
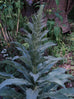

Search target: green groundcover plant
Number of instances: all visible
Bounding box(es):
[0,5,74,99]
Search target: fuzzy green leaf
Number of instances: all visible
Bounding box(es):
[0,78,26,89]
[0,87,23,98]
[0,72,14,79]
[26,89,39,99]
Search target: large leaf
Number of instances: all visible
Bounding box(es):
[16,46,30,58]
[0,78,27,89]
[26,88,39,99]
[49,68,67,75]
[40,63,56,74]
[27,22,34,33]
[38,56,62,74]
[12,42,30,57]
[0,60,31,82]
[43,56,62,66]
[59,88,74,97]
[40,30,48,39]
[38,68,71,88]
[38,42,56,52]
[18,56,32,69]
[0,72,14,79]
[40,91,68,99]
[47,88,74,99]
[0,87,23,98]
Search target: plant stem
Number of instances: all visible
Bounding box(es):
[16,0,20,36]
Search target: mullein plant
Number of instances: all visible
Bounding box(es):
[0,5,74,99]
